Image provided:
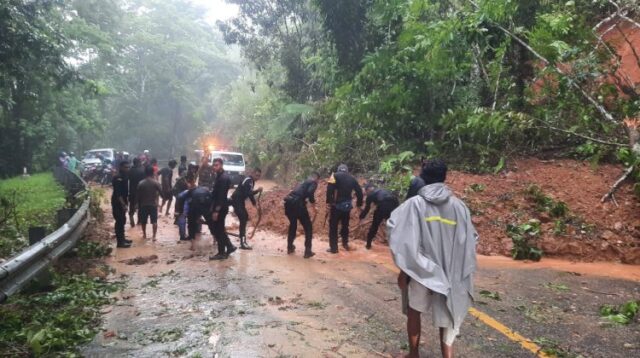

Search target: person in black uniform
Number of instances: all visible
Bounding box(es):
[359,184,399,249]
[231,168,263,250]
[112,161,131,248]
[326,164,363,253]
[210,157,236,260]
[406,161,426,199]
[186,185,213,243]
[284,172,319,258]
[178,155,188,177]
[128,157,145,227]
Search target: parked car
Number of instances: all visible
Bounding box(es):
[81,148,115,180]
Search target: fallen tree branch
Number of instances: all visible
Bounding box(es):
[581,286,620,296]
[465,0,618,124]
[530,123,626,147]
[601,165,635,203]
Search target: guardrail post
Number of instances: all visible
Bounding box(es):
[28,227,46,245]
[57,208,77,227]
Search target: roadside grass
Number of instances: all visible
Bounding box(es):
[0,173,65,258]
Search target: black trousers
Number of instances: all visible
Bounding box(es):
[212,206,233,254]
[112,201,127,242]
[187,203,211,240]
[128,193,137,216]
[284,200,313,251]
[366,200,398,246]
[232,200,249,238]
[188,204,233,254]
[329,207,351,251]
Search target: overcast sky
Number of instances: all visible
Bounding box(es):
[189,0,239,24]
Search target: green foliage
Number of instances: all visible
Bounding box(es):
[466,183,486,193]
[599,300,640,325]
[533,337,578,358]
[0,273,122,356]
[507,219,543,261]
[479,290,501,301]
[88,188,106,223]
[0,173,66,258]
[543,282,570,292]
[525,184,569,218]
[217,0,637,180]
[378,151,416,198]
[74,240,112,259]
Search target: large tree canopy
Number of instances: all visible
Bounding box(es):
[0,0,240,176]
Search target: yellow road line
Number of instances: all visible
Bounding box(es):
[467,307,549,357]
[378,261,549,357]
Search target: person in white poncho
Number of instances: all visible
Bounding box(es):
[387,159,477,358]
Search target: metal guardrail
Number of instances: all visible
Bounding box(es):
[0,167,90,303]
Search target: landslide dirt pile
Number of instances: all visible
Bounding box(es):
[253,159,640,264]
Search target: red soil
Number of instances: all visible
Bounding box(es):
[252,159,640,264]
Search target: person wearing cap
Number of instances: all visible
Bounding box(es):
[231,168,263,250]
[359,183,399,249]
[387,159,477,358]
[326,164,363,253]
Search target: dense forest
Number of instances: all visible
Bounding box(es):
[0,0,240,175]
[2,0,640,190]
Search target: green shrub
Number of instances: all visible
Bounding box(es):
[599,300,639,325]
[0,273,122,356]
[507,219,543,261]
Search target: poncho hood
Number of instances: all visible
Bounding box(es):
[419,182,451,205]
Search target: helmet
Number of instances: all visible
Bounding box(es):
[69,152,75,156]
[337,164,349,173]
[143,150,149,154]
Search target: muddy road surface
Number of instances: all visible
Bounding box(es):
[82,187,640,358]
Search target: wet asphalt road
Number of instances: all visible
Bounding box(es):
[81,208,640,358]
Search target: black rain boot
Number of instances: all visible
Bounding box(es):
[209,252,227,260]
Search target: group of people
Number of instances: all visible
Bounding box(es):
[109,152,477,358]
[57,151,81,174]
[282,162,419,258]
[109,152,261,260]
[283,159,478,358]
